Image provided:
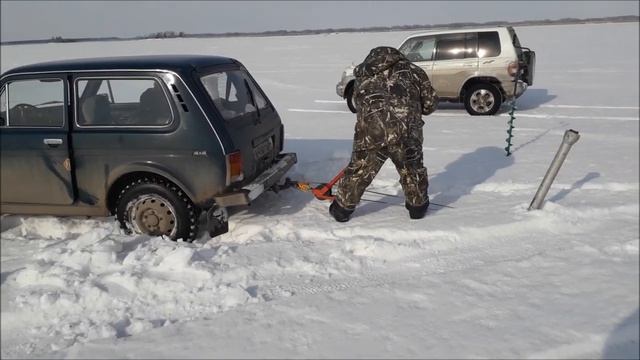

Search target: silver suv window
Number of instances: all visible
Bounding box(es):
[435,32,478,61]
[478,31,501,58]
[201,70,268,121]
[399,36,436,62]
[4,79,65,127]
[508,27,523,58]
[76,78,172,127]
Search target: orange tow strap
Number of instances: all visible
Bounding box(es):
[287,168,345,201]
[311,168,345,201]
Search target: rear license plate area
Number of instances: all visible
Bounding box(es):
[253,137,273,160]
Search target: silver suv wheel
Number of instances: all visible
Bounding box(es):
[470,89,495,114]
[464,83,502,115]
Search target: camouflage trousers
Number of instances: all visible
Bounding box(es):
[334,143,429,209]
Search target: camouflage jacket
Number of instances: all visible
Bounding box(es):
[352,46,438,150]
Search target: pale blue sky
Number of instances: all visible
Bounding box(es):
[1,1,638,42]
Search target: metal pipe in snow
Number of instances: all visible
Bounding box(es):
[528,129,581,210]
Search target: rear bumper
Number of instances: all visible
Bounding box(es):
[505,80,528,99]
[515,80,527,98]
[336,74,354,98]
[213,153,297,207]
[336,81,346,98]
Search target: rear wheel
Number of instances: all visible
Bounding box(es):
[116,177,198,242]
[345,83,357,113]
[464,83,502,115]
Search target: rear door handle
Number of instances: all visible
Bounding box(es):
[44,138,63,147]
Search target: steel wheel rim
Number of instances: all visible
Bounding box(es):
[127,194,178,238]
[470,89,495,114]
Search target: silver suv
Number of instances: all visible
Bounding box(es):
[337,26,535,115]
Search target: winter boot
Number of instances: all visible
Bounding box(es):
[406,197,429,219]
[330,201,354,222]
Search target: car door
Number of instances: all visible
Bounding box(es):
[431,32,479,99]
[0,75,75,205]
[71,74,182,207]
[398,36,435,78]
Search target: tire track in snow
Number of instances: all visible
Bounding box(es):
[288,108,639,121]
[540,104,639,110]
[313,100,640,110]
[471,182,640,194]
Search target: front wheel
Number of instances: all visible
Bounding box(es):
[464,83,502,115]
[116,177,199,242]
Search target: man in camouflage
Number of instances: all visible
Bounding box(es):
[330,46,438,222]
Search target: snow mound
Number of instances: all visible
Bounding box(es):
[2,217,259,353]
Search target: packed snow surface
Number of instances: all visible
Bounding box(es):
[1,23,639,359]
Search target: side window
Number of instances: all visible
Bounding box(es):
[478,31,501,58]
[201,70,261,121]
[0,86,6,126]
[5,79,65,127]
[76,78,172,126]
[399,37,436,62]
[465,32,478,58]
[435,33,478,61]
[509,28,523,58]
[244,74,269,111]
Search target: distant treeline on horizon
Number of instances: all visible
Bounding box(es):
[2,15,638,46]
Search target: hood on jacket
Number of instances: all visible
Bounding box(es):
[354,46,405,78]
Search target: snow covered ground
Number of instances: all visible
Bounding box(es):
[1,22,638,359]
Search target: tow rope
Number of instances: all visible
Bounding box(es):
[277,169,454,208]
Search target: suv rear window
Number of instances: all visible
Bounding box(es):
[435,33,478,61]
[478,31,501,58]
[76,78,172,127]
[508,27,523,58]
[201,70,268,122]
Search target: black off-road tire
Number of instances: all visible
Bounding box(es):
[464,83,502,116]
[115,177,199,242]
[345,83,357,113]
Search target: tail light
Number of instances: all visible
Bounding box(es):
[226,151,243,185]
[507,61,519,77]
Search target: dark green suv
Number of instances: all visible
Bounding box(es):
[0,55,297,241]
